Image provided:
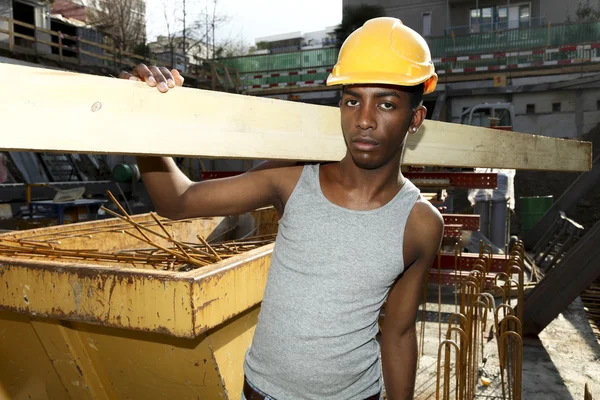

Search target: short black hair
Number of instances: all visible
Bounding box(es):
[404,83,425,110]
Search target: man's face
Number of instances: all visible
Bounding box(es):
[340,84,420,170]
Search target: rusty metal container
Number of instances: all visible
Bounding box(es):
[0,207,279,399]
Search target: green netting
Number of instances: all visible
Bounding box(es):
[429,20,600,57]
[220,48,338,73]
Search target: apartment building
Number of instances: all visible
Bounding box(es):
[342,0,577,37]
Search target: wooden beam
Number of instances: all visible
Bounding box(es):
[521,219,600,336]
[0,63,592,171]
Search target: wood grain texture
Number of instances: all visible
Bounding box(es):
[0,62,592,171]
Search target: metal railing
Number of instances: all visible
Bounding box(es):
[213,19,600,90]
[429,19,600,57]
[0,16,241,93]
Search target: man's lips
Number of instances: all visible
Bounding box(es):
[353,137,379,151]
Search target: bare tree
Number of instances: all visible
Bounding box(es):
[156,0,206,70]
[150,0,239,70]
[88,0,146,54]
[214,33,249,58]
[204,0,230,59]
[161,0,180,68]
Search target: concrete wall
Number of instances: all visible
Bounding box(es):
[450,88,600,139]
[539,0,578,24]
[343,0,448,37]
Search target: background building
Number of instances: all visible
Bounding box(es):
[342,0,577,38]
[148,35,211,72]
[255,25,339,53]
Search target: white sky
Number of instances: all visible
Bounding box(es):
[145,0,343,46]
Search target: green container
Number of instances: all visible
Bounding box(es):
[519,195,553,233]
[112,163,140,183]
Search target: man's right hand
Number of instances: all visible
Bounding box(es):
[119,64,185,93]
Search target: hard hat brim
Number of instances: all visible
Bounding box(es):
[326,72,437,94]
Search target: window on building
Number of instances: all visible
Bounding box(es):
[597,99,600,110]
[422,13,431,37]
[481,7,493,31]
[470,9,480,33]
[470,3,532,32]
[519,5,531,28]
[552,102,561,112]
[526,104,536,114]
[498,7,508,30]
[470,7,494,32]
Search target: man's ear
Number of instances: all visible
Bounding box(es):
[410,105,427,133]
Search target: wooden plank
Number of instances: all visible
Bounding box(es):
[79,49,115,63]
[79,37,113,52]
[521,219,600,336]
[0,63,592,171]
[12,32,35,41]
[12,20,36,30]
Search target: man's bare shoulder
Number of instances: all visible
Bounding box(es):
[405,196,444,261]
[411,197,444,229]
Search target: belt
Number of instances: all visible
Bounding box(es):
[243,377,381,400]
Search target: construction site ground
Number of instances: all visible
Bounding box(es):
[388,287,600,399]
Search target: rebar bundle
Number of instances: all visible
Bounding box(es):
[0,192,276,271]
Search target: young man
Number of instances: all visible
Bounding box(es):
[122,17,443,400]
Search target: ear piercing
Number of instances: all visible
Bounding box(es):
[412,127,417,132]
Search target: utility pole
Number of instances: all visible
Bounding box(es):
[205,3,209,59]
[183,0,187,71]
[212,0,216,60]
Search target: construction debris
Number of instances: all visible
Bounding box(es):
[0,191,276,271]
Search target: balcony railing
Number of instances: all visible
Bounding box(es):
[429,19,600,57]
[0,15,242,93]
[218,19,600,91]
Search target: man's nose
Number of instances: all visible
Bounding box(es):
[356,105,377,131]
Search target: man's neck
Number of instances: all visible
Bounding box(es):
[332,154,406,198]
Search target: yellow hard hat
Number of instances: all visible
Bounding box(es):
[326,17,438,95]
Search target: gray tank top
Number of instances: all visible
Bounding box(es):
[243,163,421,399]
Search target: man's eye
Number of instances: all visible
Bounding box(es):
[380,102,395,110]
[345,99,359,106]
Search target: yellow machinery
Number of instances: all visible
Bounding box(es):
[0,207,278,399]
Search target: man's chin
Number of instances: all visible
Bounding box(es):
[350,154,383,170]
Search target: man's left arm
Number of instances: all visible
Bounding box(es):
[381,200,444,400]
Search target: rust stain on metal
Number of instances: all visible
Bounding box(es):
[197,298,218,311]
[0,208,280,341]
[190,283,196,334]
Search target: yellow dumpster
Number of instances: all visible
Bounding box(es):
[0,207,279,399]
